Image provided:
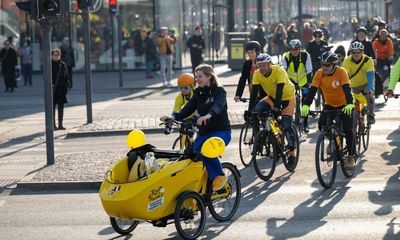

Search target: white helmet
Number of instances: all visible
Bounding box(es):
[256,53,272,64]
[349,41,364,51]
[289,39,302,49]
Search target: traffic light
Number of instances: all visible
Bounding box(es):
[16,0,68,20]
[109,0,117,14]
[78,0,93,9]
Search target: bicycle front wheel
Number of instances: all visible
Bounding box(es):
[252,130,278,181]
[315,133,337,189]
[239,122,254,167]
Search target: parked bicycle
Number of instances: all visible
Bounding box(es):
[309,109,356,189]
[251,111,300,181]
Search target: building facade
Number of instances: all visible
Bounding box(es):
[1,0,388,72]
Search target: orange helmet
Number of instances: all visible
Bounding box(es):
[177,73,194,86]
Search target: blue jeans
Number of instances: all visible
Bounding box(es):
[159,54,173,83]
[145,60,155,76]
[193,131,231,180]
[22,63,33,86]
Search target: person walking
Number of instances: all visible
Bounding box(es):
[271,23,287,63]
[157,27,177,86]
[51,48,71,130]
[0,40,18,92]
[59,36,75,89]
[186,26,205,74]
[253,22,267,53]
[144,31,157,79]
[19,39,33,86]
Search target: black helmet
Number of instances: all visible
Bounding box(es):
[321,51,338,64]
[356,27,367,34]
[378,21,387,29]
[245,41,261,53]
[313,29,323,37]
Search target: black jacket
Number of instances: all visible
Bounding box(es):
[235,60,267,98]
[173,85,231,135]
[306,40,329,71]
[0,47,18,74]
[186,35,205,58]
[52,60,70,104]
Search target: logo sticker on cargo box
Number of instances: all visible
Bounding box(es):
[148,186,164,211]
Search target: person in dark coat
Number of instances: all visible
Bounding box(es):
[0,40,18,92]
[253,22,267,52]
[186,26,206,74]
[144,31,157,79]
[60,37,75,89]
[52,48,71,130]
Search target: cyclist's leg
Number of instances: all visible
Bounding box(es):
[254,97,273,118]
[341,109,356,168]
[193,131,231,181]
[281,97,296,150]
[301,87,310,131]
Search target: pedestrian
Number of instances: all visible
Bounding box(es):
[160,63,231,191]
[271,23,287,63]
[302,22,314,48]
[60,36,75,89]
[144,31,157,79]
[0,40,18,92]
[19,39,33,86]
[286,23,300,44]
[253,22,267,52]
[51,48,71,130]
[186,26,205,74]
[211,23,221,60]
[319,22,331,43]
[156,27,177,86]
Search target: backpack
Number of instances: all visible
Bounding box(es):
[127,152,147,182]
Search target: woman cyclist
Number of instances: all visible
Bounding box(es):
[234,40,266,102]
[161,64,231,191]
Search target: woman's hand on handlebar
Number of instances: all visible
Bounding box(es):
[160,115,175,122]
[197,114,211,126]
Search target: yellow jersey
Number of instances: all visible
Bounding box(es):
[343,54,375,88]
[252,65,295,100]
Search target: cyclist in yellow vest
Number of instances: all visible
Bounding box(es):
[249,53,297,166]
[343,41,375,124]
[282,39,313,133]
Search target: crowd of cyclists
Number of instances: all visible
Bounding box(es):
[158,19,400,190]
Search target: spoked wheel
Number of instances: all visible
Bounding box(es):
[174,191,206,240]
[282,123,300,172]
[172,136,181,150]
[362,124,370,151]
[239,122,254,167]
[110,217,139,235]
[252,130,278,181]
[315,133,337,189]
[208,162,241,222]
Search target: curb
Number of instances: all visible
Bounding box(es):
[17,181,102,191]
[66,123,244,139]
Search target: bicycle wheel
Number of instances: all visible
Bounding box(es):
[315,133,337,189]
[239,122,254,167]
[208,162,241,222]
[110,217,139,235]
[252,130,278,181]
[282,123,300,172]
[362,124,370,151]
[174,191,206,240]
[172,136,181,150]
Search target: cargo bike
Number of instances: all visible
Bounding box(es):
[99,128,241,239]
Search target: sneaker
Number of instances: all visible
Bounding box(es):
[288,150,296,166]
[212,175,227,191]
[344,155,355,170]
[163,81,168,87]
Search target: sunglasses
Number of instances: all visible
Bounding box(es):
[178,86,191,91]
[322,63,332,67]
[351,51,362,55]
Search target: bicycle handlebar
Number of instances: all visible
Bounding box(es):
[239,97,250,103]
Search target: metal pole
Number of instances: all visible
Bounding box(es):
[111,16,115,70]
[117,15,123,87]
[82,7,93,123]
[40,22,55,165]
[298,0,303,42]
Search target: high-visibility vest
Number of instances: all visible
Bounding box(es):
[285,51,308,87]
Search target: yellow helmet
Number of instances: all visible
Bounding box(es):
[201,137,226,158]
[126,129,146,149]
